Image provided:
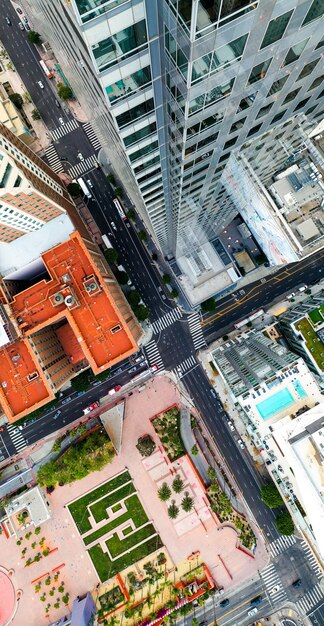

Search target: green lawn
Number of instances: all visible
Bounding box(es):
[90,482,135,525]
[88,534,163,582]
[308,307,323,326]
[107,523,156,558]
[68,470,132,533]
[84,494,148,546]
[295,317,324,370]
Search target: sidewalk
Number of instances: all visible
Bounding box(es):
[180,406,209,482]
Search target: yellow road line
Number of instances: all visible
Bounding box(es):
[202,251,324,327]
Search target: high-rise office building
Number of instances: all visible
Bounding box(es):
[0,124,142,422]
[22,0,323,258]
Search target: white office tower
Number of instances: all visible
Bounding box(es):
[22,0,323,265]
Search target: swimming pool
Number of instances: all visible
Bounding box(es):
[292,379,307,398]
[256,388,295,420]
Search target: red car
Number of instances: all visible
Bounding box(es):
[108,385,121,396]
[83,401,99,415]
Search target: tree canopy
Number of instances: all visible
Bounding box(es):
[67,182,81,197]
[9,93,23,109]
[27,31,41,44]
[31,108,41,120]
[115,270,129,285]
[201,297,216,312]
[275,511,294,536]
[37,429,114,487]
[260,483,284,509]
[135,304,150,321]
[70,370,90,392]
[104,248,119,264]
[57,82,72,100]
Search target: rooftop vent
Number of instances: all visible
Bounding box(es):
[27,371,39,382]
[50,292,64,307]
[83,275,101,296]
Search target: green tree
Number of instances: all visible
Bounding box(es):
[260,483,284,509]
[207,466,217,481]
[107,173,116,186]
[135,304,150,321]
[115,270,129,285]
[127,290,141,307]
[162,274,171,284]
[31,108,41,120]
[9,93,23,110]
[52,438,62,453]
[275,511,294,536]
[115,187,123,198]
[27,30,41,44]
[201,297,216,312]
[136,435,156,457]
[191,444,199,456]
[168,500,179,519]
[57,82,72,100]
[34,527,41,535]
[172,475,184,493]
[70,370,90,392]
[23,91,32,103]
[158,482,171,502]
[67,182,81,197]
[139,230,147,241]
[181,492,194,512]
[104,248,119,264]
[126,209,136,220]
[170,289,178,299]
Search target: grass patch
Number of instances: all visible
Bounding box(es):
[68,471,131,533]
[90,483,135,525]
[153,406,185,461]
[308,308,323,326]
[107,523,156,558]
[122,526,133,536]
[112,503,122,513]
[84,494,148,546]
[88,535,163,582]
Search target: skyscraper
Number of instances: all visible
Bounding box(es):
[22,0,323,257]
[0,124,142,422]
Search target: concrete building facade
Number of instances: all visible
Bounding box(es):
[21,0,324,258]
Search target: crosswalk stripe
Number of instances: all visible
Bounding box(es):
[67,155,98,179]
[151,308,182,335]
[300,541,323,578]
[49,118,79,140]
[260,563,287,605]
[268,534,296,557]
[296,584,323,614]
[144,340,164,371]
[188,312,206,350]
[7,425,27,452]
[44,144,64,173]
[83,122,102,151]
[173,355,197,378]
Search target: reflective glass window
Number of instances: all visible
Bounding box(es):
[197,0,256,32]
[116,98,155,128]
[248,58,272,84]
[282,88,301,104]
[267,75,288,96]
[123,122,157,147]
[308,75,324,90]
[237,92,257,111]
[297,58,320,81]
[282,38,309,66]
[166,0,193,30]
[188,79,234,115]
[92,20,147,71]
[302,0,324,26]
[256,102,273,118]
[129,141,159,163]
[191,34,248,83]
[134,155,160,174]
[106,66,152,103]
[230,117,246,133]
[294,97,311,111]
[315,35,324,50]
[247,123,262,136]
[260,11,293,49]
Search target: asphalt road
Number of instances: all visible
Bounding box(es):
[1,6,324,589]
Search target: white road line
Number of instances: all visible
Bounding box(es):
[68,155,98,179]
[45,144,64,173]
[50,118,79,140]
[83,122,102,151]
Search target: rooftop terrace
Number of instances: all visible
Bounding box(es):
[294,317,324,372]
[10,233,137,373]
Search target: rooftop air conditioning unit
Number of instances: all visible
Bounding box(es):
[53,292,64,306]
[65,294,75,308]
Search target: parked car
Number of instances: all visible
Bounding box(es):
[86,179,93,188]
[227,420,235,432]
[248,608,258,617]
[83,401,99,415]
[237,439,245,449]
[37,80,44,89]
[108,385,121,396]
[55,99,61,108]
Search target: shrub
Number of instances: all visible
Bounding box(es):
[45,577,51,586]
[27,31,41,44]
[201,298,216,312]
[162,274,171,284]
[57,82,72,100]
[126,208,135,220]
[34,527,41,535]
[9,93,23,109]
[104,248,119,264]
[115,187,123,198]
[52,439,62,453]
[43,549,50,557]
[70,371,90,392]
[136,435,156,457]
[31,108,41,120]
[172,475,184,494]
[158,483,171,502]
[67,182,81,197]
[260,483,284,509]
[190,444,199,456]
[170,289,178,298]
[139,230,147,241]
[275,511,294,536]
[58,585,65,593]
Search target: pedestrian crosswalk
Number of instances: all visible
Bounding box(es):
[50,118,79,141]
[151,307,182,335]
[296,583,323,615]
[44,144,64,173]
[268,534,296,557]
[83,122,102,151]
[68,155,98,180]
[301,540,323,579]
[144,340,164,371]
[260,563,287,604]
[7,425,27,452]
[188,312,206,350]
[173,355,197,379]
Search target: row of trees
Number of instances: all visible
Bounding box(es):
[103,247,150,321]
[260,483,294,535]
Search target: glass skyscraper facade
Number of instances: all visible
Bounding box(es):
[24,0,324,257]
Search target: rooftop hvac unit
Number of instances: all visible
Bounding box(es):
[84,275,101,295]
[86,282,98,293]
[52,292,64,306]
[11,354,21,362]
[65,294,75,308]
[27,371,39,382]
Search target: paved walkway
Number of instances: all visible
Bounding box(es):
[180,407,209,483]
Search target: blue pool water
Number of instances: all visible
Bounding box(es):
[292,379,307,398]
[256,388,295,420]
